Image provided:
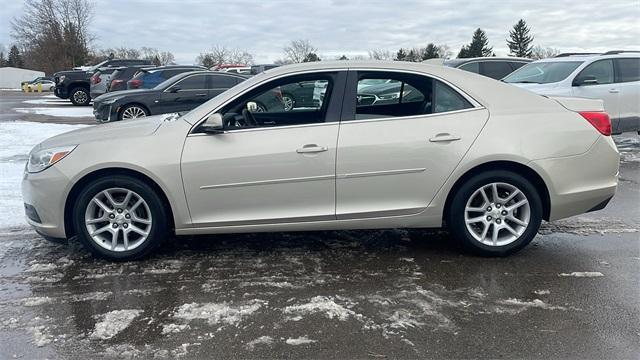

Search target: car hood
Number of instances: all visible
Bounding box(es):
[38,115,166,149]
[94,88,157,103]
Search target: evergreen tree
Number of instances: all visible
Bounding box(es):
[507,19,534,58]
[8,45,23,67]
[338,55,348,60]
[0,52,6,67]
[407,49,418,62]
[395,48,407,61]
[459,28,493,58]
[421,43,441,60]
[302,52,321,62]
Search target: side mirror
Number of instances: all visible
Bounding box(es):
[200,113,224,134]
[574,75,598,86]
[169,85,181,93]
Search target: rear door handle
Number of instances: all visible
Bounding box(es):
[429,134,461,142]
[609,89,620,94]
[296,144,328,154]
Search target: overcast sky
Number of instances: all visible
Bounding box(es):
[1,0,639,64]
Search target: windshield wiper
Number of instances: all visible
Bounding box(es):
[510,80,541,84]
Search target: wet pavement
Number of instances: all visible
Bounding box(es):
[0,92,638,359]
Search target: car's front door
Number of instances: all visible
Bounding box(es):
[572,59,620,121]
[336,70,488,219]
[158,74,210,114]
[180,71,346,227]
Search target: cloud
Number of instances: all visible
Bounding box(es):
[1,0,639,63]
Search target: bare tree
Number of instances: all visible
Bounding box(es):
[157,51,175,65]
[196,45,254,67]
[368,49,393,61]
[283,40,317,63]
[531,45,560,60]
[12,0,94,73]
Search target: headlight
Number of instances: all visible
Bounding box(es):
[58,75,66,83]
[378,90,412,101]
[101,97,119,105]
[27,145,77,173]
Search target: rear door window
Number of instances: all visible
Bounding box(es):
[614,58,640,83]
[175,75,207,90]
[481,61,514,79]
[354,72,432,119]
[210,75,240,88]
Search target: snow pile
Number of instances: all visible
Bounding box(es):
[161,323,190,335]
[91,309,143,340]
[284,296,358,321]
[0,121,87,228]
[30,325,53,347]
[22,296,55,307]
[558,272,604,278]
[498,298,567,312]
[285,336,316,345]
[173,300,264,326]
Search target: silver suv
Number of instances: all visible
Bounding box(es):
[504,51,640,134]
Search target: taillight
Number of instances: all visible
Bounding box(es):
[90,73,101,85]
[129,79,142,89]
[110,79,123,88]
[579,111,611,136]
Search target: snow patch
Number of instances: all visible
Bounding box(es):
[15,107,94,118]
[173,300,264,326]
[285,336,316,345]
[497,298,568,312]
[245,335,274,350]
[22,296,55,306]
[284,296,358,321]
[162,323,190,335]
[30,325,52,347]
[533,290,551,295]
[91,309,143,340]
[558,272,604,278]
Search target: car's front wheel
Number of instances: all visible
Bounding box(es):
[447,170,542,256]
[72,175,169,260]
[70,87,91,106]
[119,104,149,120]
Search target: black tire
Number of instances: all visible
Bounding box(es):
[447,170,542,256]
[69,87,91,106]
[281,92,295,111]
[118,104,149,121]
[72,175,169,261]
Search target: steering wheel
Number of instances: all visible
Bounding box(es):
[242,108,258,127]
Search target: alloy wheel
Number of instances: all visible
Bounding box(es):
[282,95,294,111]
[464,182,531,247]
[73,90,88,104]
[121,106,147,120]
[84,188,152,252]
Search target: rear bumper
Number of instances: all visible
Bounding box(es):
[530,135,619,221]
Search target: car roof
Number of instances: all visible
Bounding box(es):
[142,65,208,73]
[444,57,532,67]
[532,51,640,63]
[168,70,247,80]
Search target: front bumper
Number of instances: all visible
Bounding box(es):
[530,135,619,221]
[93,103,118,122]
[54,86,69,99]
[21,166,70,239]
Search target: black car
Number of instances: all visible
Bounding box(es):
[93,71,246,122]
[53,59,152,106]
[106,65,150,92]
[126,65,207,90]
[443,57,532,80]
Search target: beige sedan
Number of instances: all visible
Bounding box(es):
[22,61,619,260]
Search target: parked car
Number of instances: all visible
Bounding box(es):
[444,57,532,79]
[27,79,56,92]
[106,65,150,92]
[250,64,279,75]
[90,67,119,99]
[503,51,640,134]
[21,76,53,87]
[126,65,207,90]
[24,61,619,260]
[219,66,251,75]
[93,71,246,122]
[252,80,326,112]
[53,59,152,106]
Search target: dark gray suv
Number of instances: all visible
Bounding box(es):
[444,57,532,80]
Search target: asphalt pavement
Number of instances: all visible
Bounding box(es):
[0,92,638,359]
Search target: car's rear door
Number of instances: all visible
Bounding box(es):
[613,57,640,132]
[208,74,242,99]
[335,70,488,219]
[572,59,620,122]
[158,74,210,113]
[180,71,346,227]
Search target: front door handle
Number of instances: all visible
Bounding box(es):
[296,144,328,154]
[609,89,620,94]
[429,133,461,142]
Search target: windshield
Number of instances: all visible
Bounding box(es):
[503,61,583,84]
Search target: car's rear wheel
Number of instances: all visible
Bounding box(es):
[119,104,149,120]
[282,93,295,111]
[447,170,542,256]
[72,175,168,260]
[70,87,90,106]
